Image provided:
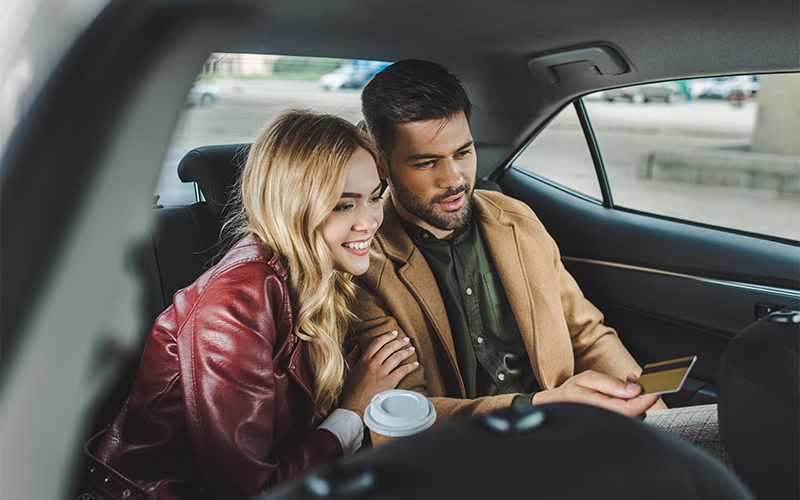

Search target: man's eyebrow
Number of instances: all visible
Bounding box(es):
[341,182,383,198]
[405,140,474,162]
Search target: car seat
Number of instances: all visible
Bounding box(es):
[717,306,800,500]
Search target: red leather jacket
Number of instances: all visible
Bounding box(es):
[85,234,343,500]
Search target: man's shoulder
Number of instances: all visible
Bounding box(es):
[473,189,543,226]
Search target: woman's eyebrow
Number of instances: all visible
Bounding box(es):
[341,182,383,198]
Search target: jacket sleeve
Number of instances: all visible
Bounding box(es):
[548,236,668,411]
[352,277,518,425]
[178,262,342,499]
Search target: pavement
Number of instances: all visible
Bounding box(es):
[165,79,799,241]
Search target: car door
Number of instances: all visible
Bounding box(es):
[494,77,800,407]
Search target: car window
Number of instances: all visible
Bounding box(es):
[585,74,799,241]
[512,104,603,201]
[154,53,389,205]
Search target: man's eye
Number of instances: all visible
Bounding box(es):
[414,160,435,169]
[333,203,354,212]
[455,149,472,158]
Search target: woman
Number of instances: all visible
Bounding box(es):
[83,111,417,500]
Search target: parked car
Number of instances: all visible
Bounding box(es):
[319,65,374,90]
[603,82,684,103]
[2,1,798,499]
[690,75,761,100]
[184,79,221,107]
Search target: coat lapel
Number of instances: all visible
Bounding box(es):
[379,200,463,391]
[473,193,544,388]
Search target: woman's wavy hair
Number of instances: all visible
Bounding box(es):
[228,110,378,422]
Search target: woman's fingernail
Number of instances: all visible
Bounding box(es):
[403,337,410,343]
[408,346,415,352]
[391,331,398,336]
[414,362,419,366]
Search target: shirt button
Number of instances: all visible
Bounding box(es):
[498,373,506,381]
[465,288,473,295]
[476,337,484,344]
[422,233,429,239]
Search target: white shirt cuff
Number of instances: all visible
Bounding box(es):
[318,408,364,458]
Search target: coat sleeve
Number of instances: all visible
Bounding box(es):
[179,263,342,499]
[352,273,518,426]
[547,234,668,411]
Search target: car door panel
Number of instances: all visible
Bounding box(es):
[497,165,800,404]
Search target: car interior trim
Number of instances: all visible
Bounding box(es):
[563,257,800,299]
[573,98,613,208]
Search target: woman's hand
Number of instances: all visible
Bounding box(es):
[340,331,419,421]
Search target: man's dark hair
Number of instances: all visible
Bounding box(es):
[361,59,472,156]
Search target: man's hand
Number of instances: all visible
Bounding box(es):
[531,370,660,418]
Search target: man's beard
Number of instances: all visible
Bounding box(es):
[390,178,474,232]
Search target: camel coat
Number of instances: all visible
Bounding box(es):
[352,190,659,422]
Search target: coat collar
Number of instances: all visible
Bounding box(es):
[376,191,539,391]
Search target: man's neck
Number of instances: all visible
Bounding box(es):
[391,197,455,240]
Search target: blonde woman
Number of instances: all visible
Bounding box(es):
[83,111,417,500]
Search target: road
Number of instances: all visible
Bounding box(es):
[164,79,799,241]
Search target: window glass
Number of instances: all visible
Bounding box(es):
[586,74,800,241]
[155,53,389,205]
[513,104,602,200]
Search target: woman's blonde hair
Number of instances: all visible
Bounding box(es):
[229,110,378,422]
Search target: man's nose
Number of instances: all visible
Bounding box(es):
[437,158,463,189]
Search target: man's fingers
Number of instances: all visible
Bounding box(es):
[574,370,642,399]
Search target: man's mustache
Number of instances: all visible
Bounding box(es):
[431,184,470,204]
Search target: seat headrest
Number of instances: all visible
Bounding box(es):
[177,143,251,217]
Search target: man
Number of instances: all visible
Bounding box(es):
[352,59,666,422]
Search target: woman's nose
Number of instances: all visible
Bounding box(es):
[353,204,380,232]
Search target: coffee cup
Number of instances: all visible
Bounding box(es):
[363,389,436,446]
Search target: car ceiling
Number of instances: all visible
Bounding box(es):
[228,0,800,172]
[1,1,798,499]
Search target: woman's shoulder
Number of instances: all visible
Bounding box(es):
[174,234,288,310]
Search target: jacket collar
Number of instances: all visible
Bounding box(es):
[377,191,538,390]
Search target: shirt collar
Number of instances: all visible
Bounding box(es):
[398,213,473,246]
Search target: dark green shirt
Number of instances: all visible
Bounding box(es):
[399,216,540,405]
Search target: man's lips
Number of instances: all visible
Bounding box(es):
[437,192,465,211]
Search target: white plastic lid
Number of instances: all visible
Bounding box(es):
[363,389,437,437]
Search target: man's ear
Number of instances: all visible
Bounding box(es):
[376,153,391,179]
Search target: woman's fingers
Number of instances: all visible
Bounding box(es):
[372,336,413,364]
[362,330,399,359]
[344,344,360,368]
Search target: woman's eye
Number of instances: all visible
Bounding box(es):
[369,195,383,203]
[333,203,354,212]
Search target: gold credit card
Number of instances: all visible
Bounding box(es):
[637,356,697,395]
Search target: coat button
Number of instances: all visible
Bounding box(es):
[103,476,110,483]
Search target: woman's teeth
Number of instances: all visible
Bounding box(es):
[344,241,370,250]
